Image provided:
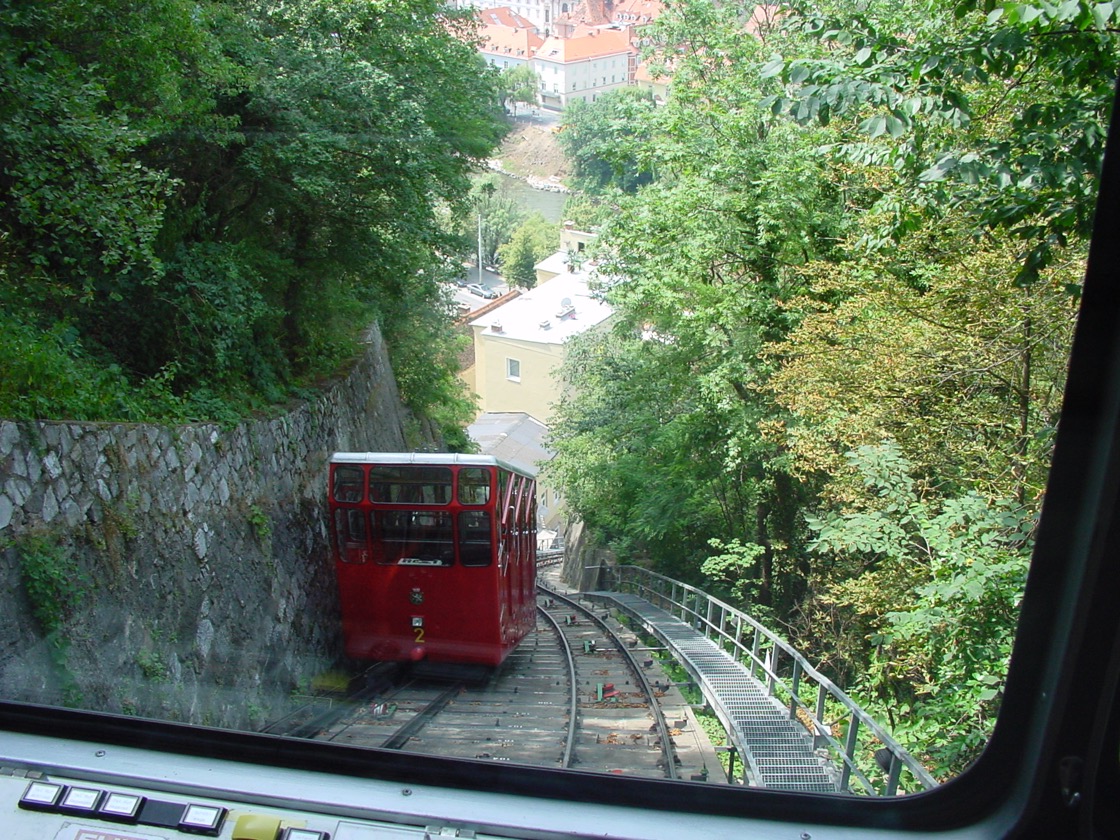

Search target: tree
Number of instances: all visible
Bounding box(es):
[558,88,660,192]
[0,0,506,436]
[761,0,1119,283]
[544,0,1099,776]
[549,327,760,576]
[498,214,557,288]
[805,442,1032,778]
[767,216,1079,508]
[499,63,539,114]
[466,176,525,268]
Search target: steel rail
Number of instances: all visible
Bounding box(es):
[379,683,464,750]
[539,584,680,780]
[536,604,579,769]
[260,662,399,739]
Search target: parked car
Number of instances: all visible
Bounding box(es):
[465,283,499,299]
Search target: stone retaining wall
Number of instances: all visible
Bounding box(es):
[0,323,437,727]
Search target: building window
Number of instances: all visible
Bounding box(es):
[506,358,521,381]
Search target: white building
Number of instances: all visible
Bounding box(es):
[478,14,545,71]
[467,265,612,424]
[533,26,635,109]
[456,0,564,35]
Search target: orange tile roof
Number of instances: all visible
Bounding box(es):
[479,24,544,57]
[475,6,536,29]
[535,27,633,63]
[611,0,664,23]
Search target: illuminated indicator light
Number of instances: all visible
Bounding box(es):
[232,813,281,840]
[98,791,145,822]
[280,829,331,840]
[411,616,423,627]
[60,785,104,813]
[180,803,226,835]
[18,781,64,810]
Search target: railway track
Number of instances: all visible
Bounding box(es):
[539,586,679,778]
[264,592,684,779]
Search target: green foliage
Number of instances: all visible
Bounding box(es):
[464,175,528,267]
[807,442,1031,777]
[702,538,768,611]
[762,0,1118,282]
[14,534,87,638]
[498,214,557,288]
[768,217,1078,507]
[1,0,505,428]
[379,261,479,446]
[248,504,272,550]
[559,88,660,192]
[542,0,1098,782]
[136,649,168,682]
[499,64,539,112]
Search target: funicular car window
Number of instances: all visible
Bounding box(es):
[332,465,364,503]
[458,467,491,505]
[333,507,369,564]
[369,466,452,504]
[459,510,492,566]
[374,510,454,565]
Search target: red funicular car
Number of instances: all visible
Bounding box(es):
[328,452,537,667]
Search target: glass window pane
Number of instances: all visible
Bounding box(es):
[459,468,491,505]
[334,508,369,564]
[375,511,454,566]
[459,510,492,567]
[369,466,452,504]
[332,465,364,503]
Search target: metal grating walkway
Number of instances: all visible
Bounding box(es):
[590,592,838,793]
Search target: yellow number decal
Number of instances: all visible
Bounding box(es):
[414,627,425,644]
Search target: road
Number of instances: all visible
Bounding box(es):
[452,264,510,315]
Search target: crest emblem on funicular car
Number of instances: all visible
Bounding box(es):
[409,587,424,605]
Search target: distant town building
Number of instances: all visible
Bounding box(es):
[454,0,562,35]
[633,58,670,103]
[466,233,612,423]
[534,26,635,109]
[457,0,667,107]
[467,412,565,534]
[609,0,663,28]
[477,12,544,71]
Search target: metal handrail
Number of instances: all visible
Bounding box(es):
[602,564,937,795]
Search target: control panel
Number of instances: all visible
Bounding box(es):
[4,766,487,840]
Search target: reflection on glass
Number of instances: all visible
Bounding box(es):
[369,467,452,505]
[458,468,491,505]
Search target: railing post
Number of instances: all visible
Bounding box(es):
[886,753,902,796]
[751,628,761,680]
[815,684,828,747]
[839,712,860,793]
[789,660,802,720]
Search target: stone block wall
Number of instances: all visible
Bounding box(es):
[0,323,437,728]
